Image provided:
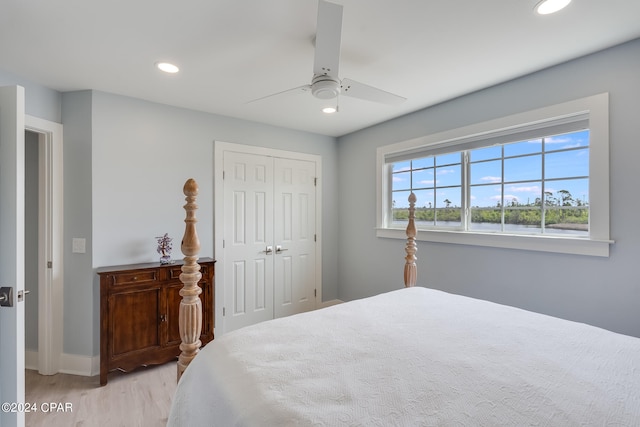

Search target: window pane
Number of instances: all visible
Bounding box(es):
[544,206,589,236]
[504,139,542,157]
[470,184,502,208]
[504,154,541,182]
[392,171,411,191]
[545,148,589,179]
[470,145,501,162]
[415,189,435,210]
[470,207,502,232]
[544,179,589,207]
[544,178,589,236]
[435,164,461,187]
[544,130,590,152]
[417,191,435,225]
[392,160,411,173]
[470,160,501,186]
[436,152,461,166]
[504,182,542,207]
[504,209,542,233]
[412,157,434,170]
[436,187,461,209]
[392,190,413,209]
[413,168,434,189]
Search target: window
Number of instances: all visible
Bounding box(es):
[377,94,611,257]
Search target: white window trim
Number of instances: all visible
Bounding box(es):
[376,93,613,257]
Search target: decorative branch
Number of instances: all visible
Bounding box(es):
[177,178,202,381]
[404,192,417,288]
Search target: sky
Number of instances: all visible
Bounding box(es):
[392,130,590,209]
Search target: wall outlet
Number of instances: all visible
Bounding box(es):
[72,238,86,253]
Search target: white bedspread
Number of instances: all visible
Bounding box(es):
[168,287,640,426]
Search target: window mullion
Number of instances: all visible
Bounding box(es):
[462,151,470,230]
[501,145,505,232]
[541,137,547,233]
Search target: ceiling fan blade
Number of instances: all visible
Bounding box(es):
[245,84,312,104]
[313,0,343,77]
[340,78,406,105]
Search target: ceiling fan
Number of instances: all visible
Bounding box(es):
[248,0,406,108]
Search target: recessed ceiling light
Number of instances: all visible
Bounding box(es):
[535,0,571,15]
[322,106,337,114]
[156,62,180,74]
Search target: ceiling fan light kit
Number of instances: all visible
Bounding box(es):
[311,75,341,99]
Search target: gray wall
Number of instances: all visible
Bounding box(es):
[337,38,640,338]
[61,91,94,357]
[0,69,61,122]
[86,91,339,356]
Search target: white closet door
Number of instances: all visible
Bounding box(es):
[222,150,318,333]
[223,151,275,332]
[273,157,317,318]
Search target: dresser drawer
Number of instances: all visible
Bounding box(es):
[168,264,208,280]
[110,270,158,286]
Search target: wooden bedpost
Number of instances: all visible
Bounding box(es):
[177,178,203,381]
[404,192,417,287]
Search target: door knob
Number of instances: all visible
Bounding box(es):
[262,246,274,254]
[0,287,13,307]
[275,245,289,254]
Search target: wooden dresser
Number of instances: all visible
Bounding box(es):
[97,258,214,385]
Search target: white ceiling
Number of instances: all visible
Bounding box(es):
[1,0,639,137]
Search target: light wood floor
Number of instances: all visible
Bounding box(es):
[25,363,176,427]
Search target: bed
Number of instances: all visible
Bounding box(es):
[169,180,640,426]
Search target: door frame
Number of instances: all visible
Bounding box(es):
[25,116,64,375]
[214,141,322,335]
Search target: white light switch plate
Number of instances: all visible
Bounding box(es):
[72,238,86,253]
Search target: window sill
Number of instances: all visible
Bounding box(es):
[376,227,613,257]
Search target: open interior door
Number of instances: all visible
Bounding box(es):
[0,85,26,427]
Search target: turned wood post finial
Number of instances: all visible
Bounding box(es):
[177,178,203,382]
[404,192,417,288]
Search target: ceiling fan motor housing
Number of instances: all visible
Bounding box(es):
[311,75,341,99]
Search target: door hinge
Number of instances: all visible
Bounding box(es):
[47,261,53,269]
[314,289,317,298]
[223,307,226,316]
[222,170,225,180]
[314,234,317,242]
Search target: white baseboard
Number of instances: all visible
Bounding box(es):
[24,350,99,377]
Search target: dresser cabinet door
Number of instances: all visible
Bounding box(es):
[109,288,162,357]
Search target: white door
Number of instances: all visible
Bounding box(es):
[223,151,275,331]
[273,157,317,318]
[221,150,318,332]
[0,86,26,427]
